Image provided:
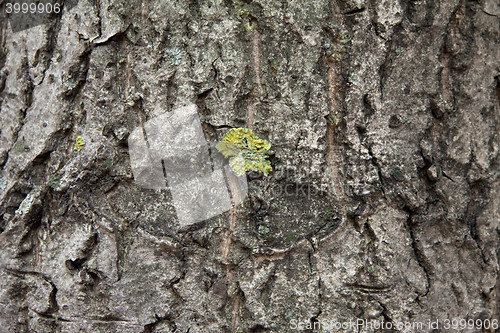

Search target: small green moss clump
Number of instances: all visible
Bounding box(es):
[101,158,113,169]
[48,176,59,189]
[216,128,272,176]
[15,141,26,153]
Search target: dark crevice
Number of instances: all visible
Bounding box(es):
[344,7,366,16]
[249,324,268,332]
[47,281,59,314]
[196,87,216,142]
[362,93,376,117]
[346,211,362,233]
[463,179,490,265]
[314,215,341,241]
[94,0,102,40]
[366,0,380,39]
[143,313,175,333]
[0,14,8,70]
[30,309,71,322]
[92,30,130,47]
[64,232,99,271]
[405,0,437,28]
[8,52,34,156]
[378,51,389,100]
[480,8,498,17]
[378,301,395,329]
[307,307,322,333]
[64,258,86,271]
[451,282,464,306]
[62,47,93,98]
[88,314,129,322]
[36,18,63,86]
[442,170,455,182]
[403,208,432,299]
[363,221,378,243]
[210,124,235,130]
[168,277,185,303]
[344,282,395,293]
[0,67,7,96]
[366,144,386,197]
[17,195,45,253]
[306,248,322,333]
[4,268,60,315]
[376,23,402,99]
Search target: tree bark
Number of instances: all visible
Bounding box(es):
[0,0,499,332]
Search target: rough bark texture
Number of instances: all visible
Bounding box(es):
[0,0,499,332]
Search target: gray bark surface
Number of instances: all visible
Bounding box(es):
[0,0,499,332]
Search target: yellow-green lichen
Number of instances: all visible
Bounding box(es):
[216,128,272,176]
[74,135,85,151]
